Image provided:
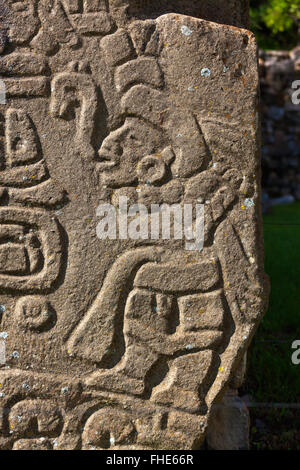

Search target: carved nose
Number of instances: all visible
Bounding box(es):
[97,141,122,168]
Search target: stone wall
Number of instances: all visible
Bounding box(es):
[116,0,250,28]
[260,47,300,210]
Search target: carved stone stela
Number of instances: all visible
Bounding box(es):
[0,1,268,450]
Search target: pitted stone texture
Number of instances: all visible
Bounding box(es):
[0,2,268,450]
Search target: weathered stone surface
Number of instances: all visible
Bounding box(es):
[0,1,268,450]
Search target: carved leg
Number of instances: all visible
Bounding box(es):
[85,345,158,395]
[151,350,219,413]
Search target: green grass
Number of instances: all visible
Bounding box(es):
[260,203,300,336]
[245,202,300,449]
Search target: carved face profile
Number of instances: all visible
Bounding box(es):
[97,117,167,187]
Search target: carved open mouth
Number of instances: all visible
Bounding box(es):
[97,148,119,170]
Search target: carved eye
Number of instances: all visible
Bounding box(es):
[137,155,166,184]
[115,142,123,157]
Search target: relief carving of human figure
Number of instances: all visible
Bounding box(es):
[67,44,266,414]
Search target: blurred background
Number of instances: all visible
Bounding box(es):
[242,0,300,450]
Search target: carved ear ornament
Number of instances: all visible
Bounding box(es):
[137,147,175,185]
